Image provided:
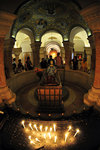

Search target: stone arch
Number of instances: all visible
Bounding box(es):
[40,29,64,42]
[40,30,64,61]
[13,28,34,65]
[69,26,92,71]
[15,27,34,43]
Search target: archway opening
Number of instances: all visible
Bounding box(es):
[13,28,34,66]
[40,30,65,62]
[70,27,91,71]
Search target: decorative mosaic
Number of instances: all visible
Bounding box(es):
[11,0,91,41]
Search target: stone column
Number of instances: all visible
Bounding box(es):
[13,48,22,65]
[81,2,100,106]
[4,38,15,78]
[0,11,16,105]
[40,47,45,61]
[60,47,65,64]
[84,47,92,71]
[31,41,41,67]
[88,36,96,70]
[63,41,74,69]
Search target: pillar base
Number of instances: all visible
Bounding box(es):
[0,86,16,105]
[84,87,100,107]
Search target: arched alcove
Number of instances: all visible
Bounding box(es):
[13,28,34,65]
[40,30,65,61]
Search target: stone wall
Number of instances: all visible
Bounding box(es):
[7,71,39,93]
[65,70,94,90]
[7,70,94,94]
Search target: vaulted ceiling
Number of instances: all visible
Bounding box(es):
[0,0,99,14]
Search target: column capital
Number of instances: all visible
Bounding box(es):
[13,48,22,56]
[0,11,16,37]
[31,41,41,51]
[80,2,100,33]
[84,47,92,55]
[63,41,74,48]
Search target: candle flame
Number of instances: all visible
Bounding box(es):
[74,128,80,137]
[34,124,38,131]
[28,136,31,140]
[48,132,51,139]
[50,127,52,132]
[43,133,46,139]
[53,124,56,132]
[29,123,33,130]
[35,138,40,142]
[40,125,42,131]
[54,135,57,143]
[68,125,72,131]
[65,132,69,142]
[21,120,25,128]
[45,126,48,132]
[30,140,35,144]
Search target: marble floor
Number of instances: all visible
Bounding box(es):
[0,82,100,150]
[14,82,89,119]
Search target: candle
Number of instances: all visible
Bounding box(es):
[74,129,80,137]
[54,136,57,143]
[29,123,33,130]
[21,120,25,128]
[53,124,56,132]
[45,126,48,132]
[0,111,4,114]
[43,133,46,139]
[30,140,35,144]
[48,132,51,139]
[65,132,69,142]
[40,125,42,132]
[68,125,72,132]
[35,138,40,142]
[34,124,38,131]
[50,127,52,132]
[28,136,31,140]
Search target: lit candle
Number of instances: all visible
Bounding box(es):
[29,123,33,130]
[45,126,48,132]
[28,136,31,140]
[30,140,35,144]
[21,120,25,128]
[54,136,57,143]
[34,124,38,131]
[48,132,51,139]
[43,133,46,139]
[68,125,72,132]
[35,138,40,142]
[50,127,52,132]
[0,111,4,114]
[74,129,80,137]
[53,124,56,132]
[40,125,42,132]
[65,132,69,142]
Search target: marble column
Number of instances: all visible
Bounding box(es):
[0,11,16,105]
[81,2,100,106]
[84,47,92,71]
[31,41,41,67]
[13,48,22,65]
[88,36,96,70]
[63,41,74,69]
[40,47,45,61]
[4,38,15,78]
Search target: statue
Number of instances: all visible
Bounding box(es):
[40,60,59,85]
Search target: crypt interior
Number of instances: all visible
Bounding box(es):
[0,0,100,150]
